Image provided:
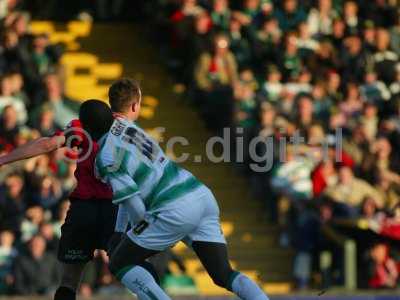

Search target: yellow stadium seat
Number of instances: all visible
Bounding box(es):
[221,221,234,237]
[242,232,253,243]
[61,53,99,68]
[93,63,123,79]
[50,32,76,44]
[67,21,92,37]
[183,259,203,276]
[194,273,230,295]
[66,41,81,51]
[172,242,187,253]
[142,96,159,107]
[65,75,97,88]
[263,282,292,294]
[30,21,55,35]
[140,107,155,119]
[65,85,108,102]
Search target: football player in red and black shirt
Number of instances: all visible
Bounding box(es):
[0,100,158,300]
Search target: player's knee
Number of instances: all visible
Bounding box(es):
[210,270,233,289]
[138,261,160,285]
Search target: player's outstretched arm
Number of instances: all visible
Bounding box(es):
[0,135,66,166]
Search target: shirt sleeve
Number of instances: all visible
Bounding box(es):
[95,148,140,205]
[54,119,84,148]
[108,173,140,204]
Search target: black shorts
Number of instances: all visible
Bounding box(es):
[58,198,117,264]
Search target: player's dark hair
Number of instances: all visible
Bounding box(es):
[108,78,141,112]
[79,99,113,141]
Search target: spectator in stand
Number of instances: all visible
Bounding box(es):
[373,28,399,84]
[0,105,20,148]
[324,166,384,215]
[311,80,332,123]
[0,75,27,124]
[20,206,44,242]
[311,159,337,198]
[360,69,391,105]
[362,136,400,184]
[0,173,26,235]
[296,21,319,60]
[307,0,338,37]
[232,0,260,30]
[31,73,78,128]
[367,243,399,289]
[279,32,302,80]
[194,33,238,131]
[190,11,212,62]
[362,20,377,55]
[234,71,257,130]
[31,175,62,214]
[38,222,59,255]
[360,196,380,219]
[271,145,315,202]
[307,38,339,76]
[228,16,252,68]
[390,17,400,57]
[252,17,281,71]
[339,82,363,122]
[343,0,359,35]
[32,107,57,137]
[211,0,230,32]
[0,230,17,294]
[31,34,53,76]
[375,171,400,211]
[149,0,400,290]
[258,64,283,104]
[326,71,342,103]
[359,103,379,142]
[340,35,369,83]
[294,94,314,136]
[329,17,346,49]
[389,64,400,99]
[13,234,60,295]
[274,0,306,33]
[9,72,28,107]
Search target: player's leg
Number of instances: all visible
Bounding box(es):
[109,205,199,300]
[54,263,86,300]
[99,200,161,284]
[189,190,270,300]
[109,235,170,300]
[192,241,270,300]
[56,200,99,299]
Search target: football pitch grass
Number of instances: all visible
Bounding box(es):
[4,295,400,300]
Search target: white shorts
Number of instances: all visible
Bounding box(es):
[127,186,226,251]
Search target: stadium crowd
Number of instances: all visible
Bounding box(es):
[0,0,144,297]
[142,0,400,291]
[0,0,398,296]
[0,1,189,297]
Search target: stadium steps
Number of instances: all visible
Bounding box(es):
[41,22,293,295]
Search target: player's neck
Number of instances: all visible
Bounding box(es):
[113,112,136,122]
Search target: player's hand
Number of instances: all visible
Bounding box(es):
[107,232,124,256]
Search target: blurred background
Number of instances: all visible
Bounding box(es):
[0,0,399,298]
